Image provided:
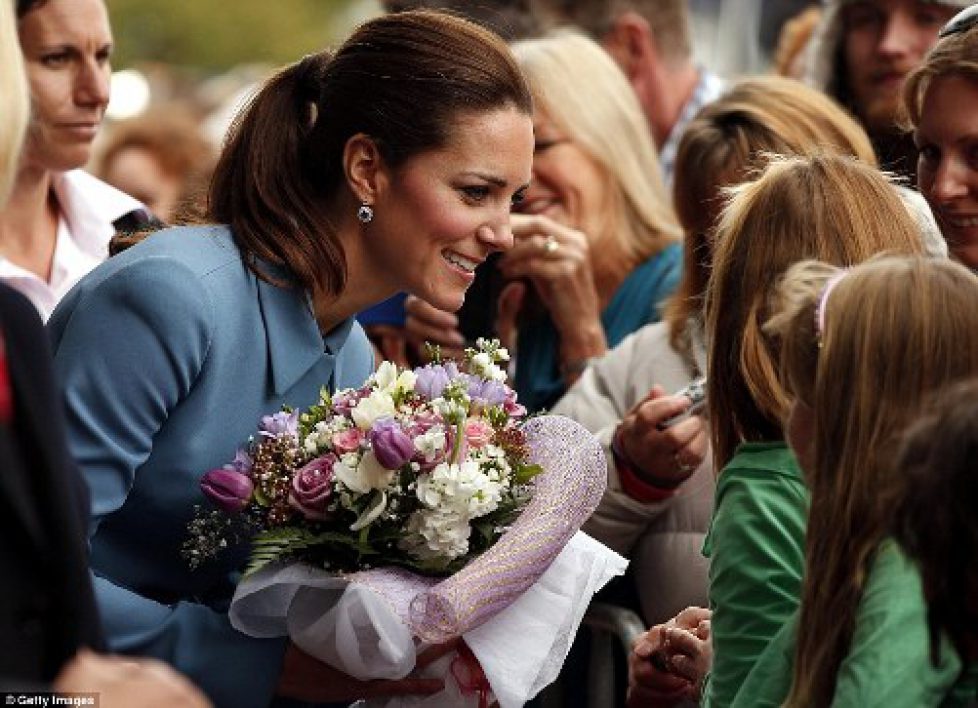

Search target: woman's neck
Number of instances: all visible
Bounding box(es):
[0,166,59,281]
[311,218,396,334]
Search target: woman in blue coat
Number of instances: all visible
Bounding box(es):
[48,11,534,707]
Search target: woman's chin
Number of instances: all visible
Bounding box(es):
[422,288,465,314]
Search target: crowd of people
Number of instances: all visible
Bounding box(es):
[2,0,978,706]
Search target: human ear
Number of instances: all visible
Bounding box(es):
[342,133,387,205]
[603,11,657,83]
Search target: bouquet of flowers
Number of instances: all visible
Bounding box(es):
[184,339,538,578]
[186,340,626,707]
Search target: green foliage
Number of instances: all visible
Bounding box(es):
[106,0,371,71]
[246,526,370,576]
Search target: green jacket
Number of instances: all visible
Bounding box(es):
[732,539,978,707]
[701,441,809,708]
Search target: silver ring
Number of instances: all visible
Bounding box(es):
[544,236,559,254]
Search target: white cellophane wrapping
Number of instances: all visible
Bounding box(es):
[229,415,628,706]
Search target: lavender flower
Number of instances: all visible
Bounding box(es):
[467,378,508,408]
[259,410,299,438]
[227,449,253,476]
[369,418,415,470]
[201,468,254,513]
[414,362,461,400]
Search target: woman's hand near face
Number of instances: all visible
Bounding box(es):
[276,640,452,703]
[616,385,709,489]
[499,213,606,362]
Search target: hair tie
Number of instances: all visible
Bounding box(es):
[815,269,848,346]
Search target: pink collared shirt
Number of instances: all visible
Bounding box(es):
[0,170,145,321]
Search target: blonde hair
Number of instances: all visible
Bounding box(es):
[765,256,978,706]
[0,0,29,204]
[705,154,923,469]
[666,76,877,358]
[903,23,978,128]
[512,31,681,266]
[772,5,821,79]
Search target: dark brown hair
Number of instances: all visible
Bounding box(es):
[381,0,541,40]
[892,377,978,668]
[207,10,532,303]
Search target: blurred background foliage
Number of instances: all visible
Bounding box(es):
[106,0,379,71]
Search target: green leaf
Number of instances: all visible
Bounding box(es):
[515,463,544,484]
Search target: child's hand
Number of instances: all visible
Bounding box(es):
[627,625,691,707]
[663,617,712,699]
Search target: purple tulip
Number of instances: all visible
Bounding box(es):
[288,455,335,520]
[201,468,254,514]
[259,410,299,438]
[369,418,415,470]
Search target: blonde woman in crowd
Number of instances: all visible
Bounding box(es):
[627,154,926,707]
[904,3,978,271]
[556,76,879,637]
[732,256,978,706]
[498,31,684,412]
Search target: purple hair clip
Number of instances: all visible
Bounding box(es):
[815,269,849,346]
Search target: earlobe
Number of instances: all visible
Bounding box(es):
[343,133,385,204]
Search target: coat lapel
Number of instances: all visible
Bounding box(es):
[256,276,324,397]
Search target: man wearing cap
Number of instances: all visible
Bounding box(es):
[808,0,970,180]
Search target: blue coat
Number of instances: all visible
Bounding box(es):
[49,226,374,707]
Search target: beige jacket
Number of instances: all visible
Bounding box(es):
[553,321,713,624]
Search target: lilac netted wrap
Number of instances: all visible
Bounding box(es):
[353,414,607,642]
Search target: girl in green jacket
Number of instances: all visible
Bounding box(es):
[749,256,978,707]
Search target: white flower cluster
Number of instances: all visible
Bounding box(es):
[468,351,507,383]
[402,455,507,562]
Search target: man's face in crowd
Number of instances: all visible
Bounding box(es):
[843,0,957,133]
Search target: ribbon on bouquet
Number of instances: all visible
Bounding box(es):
[451,641,491,708]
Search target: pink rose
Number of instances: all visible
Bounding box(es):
[288,455,335,521]
[332,428,364,454]
[463,418,493,449]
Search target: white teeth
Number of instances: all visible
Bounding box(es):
[444,251,478,273]
[947,216,978,228]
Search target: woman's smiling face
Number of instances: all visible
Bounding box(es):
[916,74,978,269]
[513,106,611,242]
[364,105,534,312]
